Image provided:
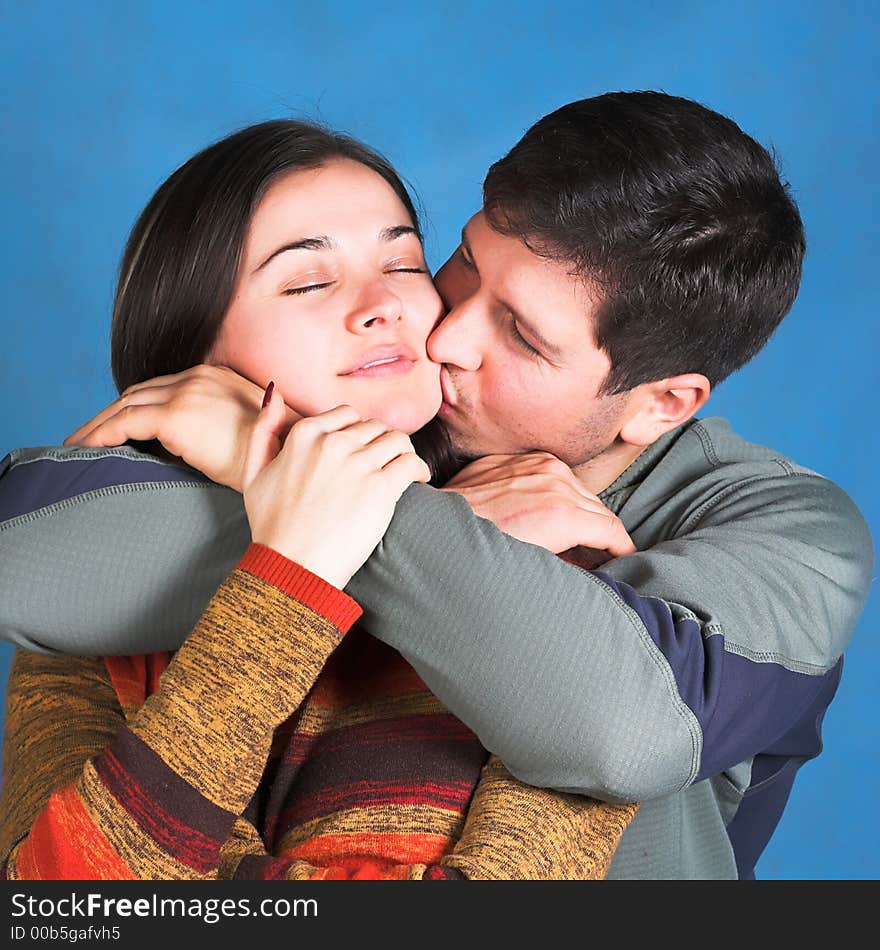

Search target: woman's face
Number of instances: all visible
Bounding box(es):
[209,159,444,433]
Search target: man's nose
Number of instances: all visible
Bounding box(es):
[427,304,483,371]
[347,282,403,332]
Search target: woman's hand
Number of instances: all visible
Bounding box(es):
[441,452,635,559]
[64,365,299,491]
[242,387,432,590]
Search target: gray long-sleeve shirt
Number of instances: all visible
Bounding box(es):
[0,416,873,878]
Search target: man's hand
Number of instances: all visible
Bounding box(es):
[64,365,300,492]
[441,452,635,559]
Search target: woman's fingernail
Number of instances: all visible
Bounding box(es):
[262,381,275,409]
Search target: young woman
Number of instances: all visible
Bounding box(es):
[0,119,637,880]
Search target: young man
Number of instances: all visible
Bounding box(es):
[0,92,872,879]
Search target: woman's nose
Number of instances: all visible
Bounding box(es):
[347,282,403,332]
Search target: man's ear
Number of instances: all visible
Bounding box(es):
[618,374,711,447]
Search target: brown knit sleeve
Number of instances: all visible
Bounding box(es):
[0,649,123,862]
[428,755,639,880]
[1,546,363,879]
[0,648,290,882]
[238,753,639,880]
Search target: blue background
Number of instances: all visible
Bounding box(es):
[0,1,877,879]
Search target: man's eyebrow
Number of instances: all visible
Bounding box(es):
[254,236,332,273]
[460,225,477,270]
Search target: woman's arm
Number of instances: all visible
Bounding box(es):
[1,399,443,879]
[2,541,637,881]
[0,650,123,871]
[224,757,637,880]
[1,545,362,879]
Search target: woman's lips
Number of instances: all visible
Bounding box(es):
[340,344,419,378]
[342,357,416,379]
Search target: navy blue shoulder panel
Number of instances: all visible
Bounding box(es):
[0,449,208,524]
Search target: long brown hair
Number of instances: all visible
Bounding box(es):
[111,119,422,393]
[111,119,458,480]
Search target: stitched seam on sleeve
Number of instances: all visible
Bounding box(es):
[581,570,702,789]
[676,470,846,673]
[0,481,230,532]
[691,422,799,480]
[721,637,839,675]
[691,420,721,466]
[678,469,831,534]
[9,448,191,466]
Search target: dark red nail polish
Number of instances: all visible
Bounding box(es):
[262,381,275,409]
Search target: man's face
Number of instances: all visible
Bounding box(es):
[429,211,631,471]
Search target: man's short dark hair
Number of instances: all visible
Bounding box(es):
[482,91,806,394]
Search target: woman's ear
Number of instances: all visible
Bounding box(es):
[618,374,711,447]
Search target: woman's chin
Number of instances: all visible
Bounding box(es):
[368,394,441,435]
[293,381,441,434]
[352,380,441,434]
[377,407,438,435]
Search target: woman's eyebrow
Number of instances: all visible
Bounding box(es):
[254,236,332,273]
[254,226,419,274]
[380,225,420,242]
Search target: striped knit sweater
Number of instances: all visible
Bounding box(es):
[0,543,637,880]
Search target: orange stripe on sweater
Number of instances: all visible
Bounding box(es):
[16,785,135,880]
[285,831,452,867]
[238,544,362,631]
[313,860,415,880]
[105,655,172,714]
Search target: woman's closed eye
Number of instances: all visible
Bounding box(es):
[282,261,427,295]
[385,257,428,275]
[283,281,334,295]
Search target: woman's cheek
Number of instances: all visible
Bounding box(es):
[275,375,338,419]
[402,364,443,432]
[412,285,446,339]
